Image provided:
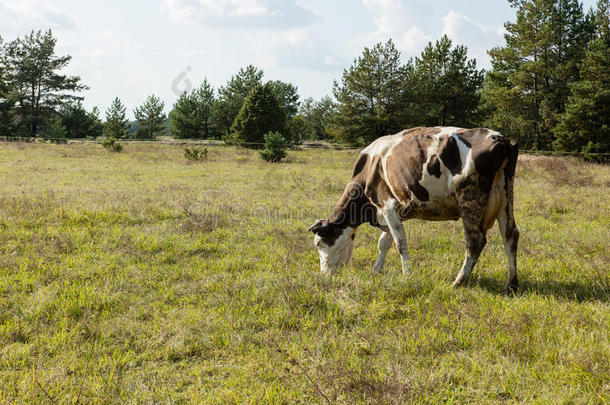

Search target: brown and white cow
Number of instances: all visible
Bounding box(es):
[309,127,520,292]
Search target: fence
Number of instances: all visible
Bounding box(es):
[1,135,609,159]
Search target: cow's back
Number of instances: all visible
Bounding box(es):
[362,126,515,221]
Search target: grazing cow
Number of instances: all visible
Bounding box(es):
[309,127,520,292]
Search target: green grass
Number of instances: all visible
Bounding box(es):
[0,142,609,403]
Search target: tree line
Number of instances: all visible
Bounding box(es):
[0,0,608,158]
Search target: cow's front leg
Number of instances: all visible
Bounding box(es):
[383,201,409,274]
[373,231,393,273]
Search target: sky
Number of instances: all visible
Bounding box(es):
[0,0,598,118]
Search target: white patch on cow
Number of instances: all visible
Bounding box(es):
[383,199,410,274]
[413,127,464,202]
[373,231,393,272]
[419,134,449,200]
[361,130,405,158]
[362,131,406,201]
[314,227,355,274]
[452,134,474,186]
[486,129,501,138]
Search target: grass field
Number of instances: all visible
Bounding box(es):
[0,142,609,403]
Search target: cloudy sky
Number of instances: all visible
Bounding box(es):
[0,0,597,118]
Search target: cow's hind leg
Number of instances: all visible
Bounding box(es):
[373,231,393,273]
[497,191,519,293]
[452,217,487,287]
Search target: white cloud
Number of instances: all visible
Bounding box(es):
[160,0,317,29]
[441,10,505,66]
[358,0,432,57]
[247,28,340,70]
[0,0,77,35]
[358,1,505,67]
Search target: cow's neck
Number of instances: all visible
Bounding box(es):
[328,181,378,229]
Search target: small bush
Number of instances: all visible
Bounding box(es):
[259,132,287,163]
[222,131,244,146]
[184,146,208,161]
[101,136,123,152]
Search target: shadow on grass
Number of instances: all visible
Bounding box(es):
[476,275,610,303]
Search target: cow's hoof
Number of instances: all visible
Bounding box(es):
[505,276,519,294]
[451,277,468,288]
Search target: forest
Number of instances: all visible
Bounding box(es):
[0,0,608,159]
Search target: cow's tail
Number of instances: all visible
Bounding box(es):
[502,138,519,227]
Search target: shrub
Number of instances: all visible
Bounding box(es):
[184,146,208,161]
[259,131,287,163]
[101,136,123,152]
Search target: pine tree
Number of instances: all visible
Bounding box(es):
[170,79,217,139]
[299,96,336,140]
[555,0,610,158]
[409,35,484,127]
[61,102,103,138]
[214,65,263,136]
[134,94,166,139]
[0,35,17,137]
[192,80,216,138]
[332,40,408,145]
[259,132,288,162]
[3,30,87,136]
[169,91,198,139]
[288,114,308,144]
[483,0,594,149]
[268,80,300,125]
[44,115,67,140]
[231,83,285,146]
[103,97,129,139]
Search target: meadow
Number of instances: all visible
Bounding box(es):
[0,141,609,403]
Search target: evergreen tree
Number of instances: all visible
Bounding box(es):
[60,102,103,138]
[409,35,484,127]
[299,96,336,140]
[192,80,217,138]
[483,0,594,149]
[0,35,17,137]
[44,115,67,140]
[170,79,217,139]
[214,65,263,136]
[169,91,198,139]
[134,94,166,139]
[231,82,285,146]
[3,30,87,136]
[268,80,300,125]
[259,132,288,162]
[332,39,408,145]
[555,0,610,158]
[288,114,308,144]
[103,97,129,139]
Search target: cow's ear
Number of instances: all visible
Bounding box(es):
[308,219,326,233]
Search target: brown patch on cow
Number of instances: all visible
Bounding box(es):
[455,128,490,147]
[482,158,508,231]
[437,135,462,175]
[351,153,369,177]
[401,126,440,139]
[427,154,441,178]
[364,155,395,208]
[385,127,441,202]
[472,137,514,194]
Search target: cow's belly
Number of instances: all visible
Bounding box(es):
[405,195,461,221]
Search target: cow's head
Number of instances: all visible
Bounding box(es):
[308,219,355,274]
